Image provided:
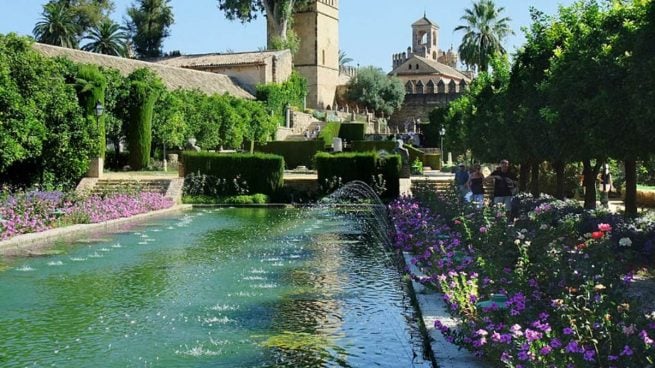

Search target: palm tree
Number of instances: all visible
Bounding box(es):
[82,20,128,56]
[33,1,81,48]
[455,0,513,73]
[126,0,175,58]
[339,50,353,67]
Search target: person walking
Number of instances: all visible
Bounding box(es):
[454,163,469,199]
[467,164,485,208]
[489,159,517,211]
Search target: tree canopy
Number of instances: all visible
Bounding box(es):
[346,66,405,117]
[126,0,174,58]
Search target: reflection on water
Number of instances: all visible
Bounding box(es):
[0,208,431,367]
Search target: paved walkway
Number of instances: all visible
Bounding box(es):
[404,253,489,368]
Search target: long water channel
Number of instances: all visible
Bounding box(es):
[0,207,431,367]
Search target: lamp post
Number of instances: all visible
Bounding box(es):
[89,101,104,178]
[439,126,446,166]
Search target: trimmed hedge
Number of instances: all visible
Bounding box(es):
[255,140,323,169]
[315,152,400,198]
[318,122,341,148]
[350,140,396,153]
[182,152,284,195]
[338,123,366,142]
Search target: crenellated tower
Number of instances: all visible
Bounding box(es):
[293,0,339,109]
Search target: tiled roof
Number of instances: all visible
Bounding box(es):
[412,16,439,28]
[33,43,254,99]
[390,55,468,80]
[154,50,290,68]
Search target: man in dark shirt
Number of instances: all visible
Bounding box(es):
[490,159,517,211]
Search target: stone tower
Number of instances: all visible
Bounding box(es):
[412,12,439,60]
[293,0,339,109]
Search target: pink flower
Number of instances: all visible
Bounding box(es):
[598,223,612,232]
[479,226,487,233]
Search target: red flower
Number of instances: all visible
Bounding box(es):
[591,231,604,240]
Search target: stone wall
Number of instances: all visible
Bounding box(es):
[390,92,462,130]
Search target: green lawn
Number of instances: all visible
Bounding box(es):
[637,184,655,191]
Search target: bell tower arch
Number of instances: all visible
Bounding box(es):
[412,13,440,60]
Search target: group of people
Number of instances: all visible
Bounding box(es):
[454,159,518,210]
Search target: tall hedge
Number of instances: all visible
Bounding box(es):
[182,152,284,195]
[125,69,162,170]
[315,152,400,198]
[351,140,396,153]
[74,64,106,158]
[338,123,366,142]
[255,140,323,169]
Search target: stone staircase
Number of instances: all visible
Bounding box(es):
[284,121,327,141]
[76,177,185,204]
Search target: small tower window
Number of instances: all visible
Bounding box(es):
[322,50,326,65]
[416,64,419,70]
[409,64,412,70]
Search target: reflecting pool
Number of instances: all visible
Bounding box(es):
[0,208,431,367]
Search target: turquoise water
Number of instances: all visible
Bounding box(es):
[0,208,431,367]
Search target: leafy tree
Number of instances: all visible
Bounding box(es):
[0,34,94,188]
[33,1,81,48]
[346,66,404,117]
[217,0,310,49]
[152,89,187,153]
[82,20,128,56]
[126,0,174,58]
[455,0,513,73]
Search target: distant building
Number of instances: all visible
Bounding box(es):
[389,14,471,130]
[154,50,293,95]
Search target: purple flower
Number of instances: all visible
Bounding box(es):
[563,327,574,335]
[540,345,552,355]
[620,345,633,356]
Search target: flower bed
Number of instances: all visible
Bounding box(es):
[0,191,174,240]
[389,192,655,367]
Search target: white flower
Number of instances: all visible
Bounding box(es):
[517,232,525,240]
[514,239,521,245]
[619,237,632,247]
[540,224,549,230]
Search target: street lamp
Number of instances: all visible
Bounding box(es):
[94,101,104,126]
[439,126,446,165]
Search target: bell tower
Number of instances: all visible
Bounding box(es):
[293,0,339,109]
[412,12,440,60]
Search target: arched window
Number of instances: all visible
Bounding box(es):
[405,81,414,94]
[416,81,424,94]
[432,31,436,45]
[322,50,326,65]
[416,64,420,70]
[459,79,468,92]
[419,31,427,45]
[426,80,435,94]
[437,79,446,93]
[432,51,437,60]
[409,64,412,70]
[448,80,457,93]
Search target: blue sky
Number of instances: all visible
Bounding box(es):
[0,0,574,72]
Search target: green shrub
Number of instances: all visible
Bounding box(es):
[183,194,269,205]
[338,123,366,142]
[182,152,284,195]
[350,140,396,153]
[255,140,323,169]
[256,71,307,124]
[314,152,400,198]
[318,122,341,148]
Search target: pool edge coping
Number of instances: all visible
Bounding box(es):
[0,205,193,255]
[403,252,491,368]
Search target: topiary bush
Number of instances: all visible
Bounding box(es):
[182,152,284,196]
[338,123,366,142]
[255,140,323,169]
[315,152,400,198]
[125,68,163,170]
